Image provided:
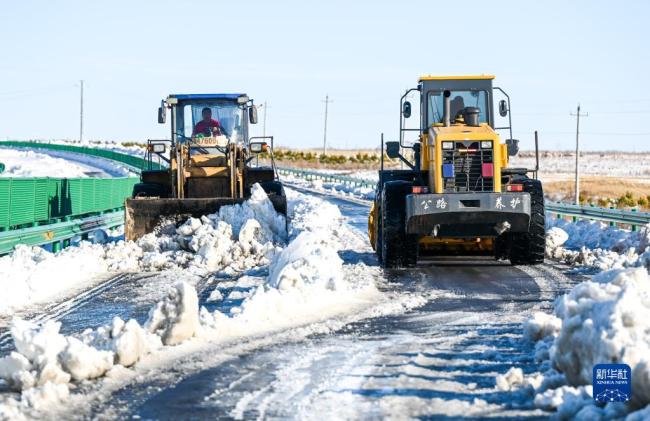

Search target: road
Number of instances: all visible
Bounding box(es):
[1,188,582,419]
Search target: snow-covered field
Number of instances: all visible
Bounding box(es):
[0,148,127,178]
[510,151,650,179]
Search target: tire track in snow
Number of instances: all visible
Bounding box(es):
[0,272,158,352]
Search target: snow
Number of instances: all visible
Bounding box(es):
[506,266,650,418]
[494,216,650,419]
[0,146,133,178]
[0,184,285,316]
[145,282,200,346]
[523,311,562,343]
[545,218,650,272]
[281,172,375,201]
[0,184,399,416]
[0,148,108,178]
[553,268,650,400]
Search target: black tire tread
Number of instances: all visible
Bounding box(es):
[381,181,418,268]
[509,179,545,265]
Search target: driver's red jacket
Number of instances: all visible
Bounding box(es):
[192,119,222,136]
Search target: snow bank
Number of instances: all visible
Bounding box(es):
[545,218,650,272]
[505,267,650,419]
[553,268,650,405]
[0,184,286,316]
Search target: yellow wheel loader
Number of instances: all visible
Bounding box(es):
[368,75,544,268]
[125,93,286,241]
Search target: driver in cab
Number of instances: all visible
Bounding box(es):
[193,107,222,136]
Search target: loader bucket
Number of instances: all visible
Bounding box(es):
[125,198,243,241]
[124,195,287,241]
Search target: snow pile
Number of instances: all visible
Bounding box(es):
[145,282,199,345]
[503,267,650,419]
[267,230,343,291]
[553,268,650,405]
[0,184,286,316]
[545,218,650,272]
[523,311,562,342]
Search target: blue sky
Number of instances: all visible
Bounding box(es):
[1,0,649,151]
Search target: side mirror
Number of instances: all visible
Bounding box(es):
[249,106,258,124]
[506,138,519,156]
[249,141,268,154]
[149,143,166,154]
[499,100,508,117]
[158,106,166,124]
[402,101,412,119]
[385,141,400,159]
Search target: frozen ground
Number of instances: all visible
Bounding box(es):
[0,148,126,178]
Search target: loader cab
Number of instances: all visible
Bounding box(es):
[163,93,254,151]
[419,76,495,129]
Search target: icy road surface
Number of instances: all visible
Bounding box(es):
[8,188,581,420]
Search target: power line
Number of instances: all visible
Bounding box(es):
[570,104,588,205]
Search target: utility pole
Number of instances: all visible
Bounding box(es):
[262,101,268,137]
[570,104,588,205]
[79,80,84,142]
[322,95,333,155]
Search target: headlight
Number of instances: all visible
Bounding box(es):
[442,141,454,150]
[480,141,492,149]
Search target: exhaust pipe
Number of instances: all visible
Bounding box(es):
[443,90,451,127]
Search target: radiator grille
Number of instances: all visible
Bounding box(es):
[442,141,494,192]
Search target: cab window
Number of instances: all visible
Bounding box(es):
[428,90,488,126]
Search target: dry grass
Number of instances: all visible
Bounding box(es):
[544,176,650,210]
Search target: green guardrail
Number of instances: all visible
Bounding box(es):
[547,202,650,232]
[278,167,376,188]
[280,167,650,231]
[0,209,124,254]
[0,140,163,173]
[0,176,138,231]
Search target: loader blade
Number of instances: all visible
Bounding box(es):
[124,198,243,241]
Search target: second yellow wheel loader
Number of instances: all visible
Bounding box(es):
[125,93,286,241]
[368,75,544,268]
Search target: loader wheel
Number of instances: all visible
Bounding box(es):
[371,198,383,263]
[509,179,545,265]
[132,183,169,199]
[381,181,418,268]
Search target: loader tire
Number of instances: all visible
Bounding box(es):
[381,181,418,268]
[509,179,545,265]
[371,196,383,263]
[132,183,168,199]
